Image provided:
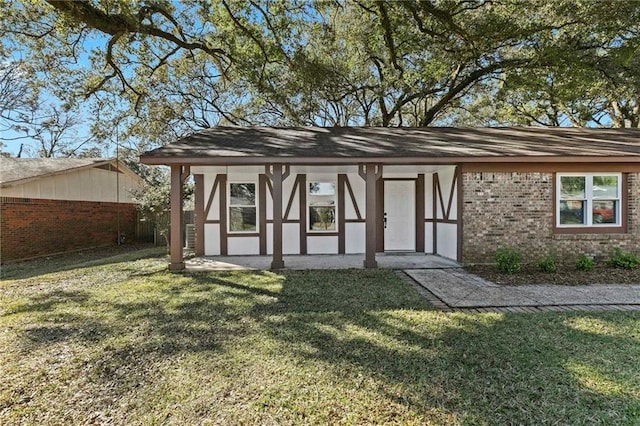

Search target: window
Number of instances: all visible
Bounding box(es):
[308,182,336,231]
[229,183,257,232]
[557,173,621,227]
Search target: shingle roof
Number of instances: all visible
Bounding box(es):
[0,158,112,186]
[140,127,640,165]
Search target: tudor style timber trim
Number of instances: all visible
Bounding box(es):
[268,164,286,269]
[337,174,365,254]
[416,174,425,253]
[430,170,459,255]
[258,174,268,255]
[194,174,205,256]
[455,165,463,262]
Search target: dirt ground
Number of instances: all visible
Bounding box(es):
[466,264,640,286]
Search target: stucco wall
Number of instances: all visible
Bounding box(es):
[462,172,640,264]
[0,197,137,263]
[191,164,458,259]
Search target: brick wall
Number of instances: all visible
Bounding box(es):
[462,172,640,264]
[0,197,137,263]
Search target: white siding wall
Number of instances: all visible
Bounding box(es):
[1,167,141,203]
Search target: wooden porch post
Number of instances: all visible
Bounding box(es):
[169,164,185,270]
[194,174,205,256]
[364,163,378,268]
[271,164,285,269]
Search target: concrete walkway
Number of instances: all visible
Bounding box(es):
[404,269,640,312]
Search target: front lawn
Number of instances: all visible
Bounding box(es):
[1,250,639,424]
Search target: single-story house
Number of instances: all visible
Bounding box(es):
[0,158,143,262]
[140,127,640,270]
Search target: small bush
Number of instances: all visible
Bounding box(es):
[495,247,522,274]
[608,248,640,269]
[575,255,595,271]
[537,255,557,273]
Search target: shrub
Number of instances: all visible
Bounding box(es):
[608,248,640,269]
[537,255,557,273]
[495,247,522,274]
[575,255,595,271]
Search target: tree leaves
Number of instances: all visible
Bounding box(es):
[1,0,639,158]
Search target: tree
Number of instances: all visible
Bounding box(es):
[491,1,640,128]
[2,0,640,154]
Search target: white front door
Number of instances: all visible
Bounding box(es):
[384,180,415,251]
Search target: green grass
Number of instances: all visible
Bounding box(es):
[1,250,639,425]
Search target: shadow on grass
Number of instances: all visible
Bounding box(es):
[3,290,91,317]
[6,267,640,424]
[0,244,165,281]
[248,270,640,424]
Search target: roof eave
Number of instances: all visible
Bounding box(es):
[139,155,640,166]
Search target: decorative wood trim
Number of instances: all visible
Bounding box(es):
[227,233,260,237]
[344,175,363,220]
[259,174,267,255]
[432,172,438,254]
[462,162,640,173]
[270,164,285,269]
[376,176,385,252]
[194,174,205,256]
[299,174,307,254]
[455,165,463,263]
[445,173,457,220]
[425,219,457,224]
[383,177,417,181]
[345,219,366,223]
[338,174,346,254]
[265,177,273,196]
[623,172,629,233]
[282,165,291,181]
[358,164,366,180]
[204,175,222,220]
[219,174,228,255]
[307,232,340,237]
[204,220,221,224]
[434,173,447,221]
[416,174,425,253]
[143,155,640,167]
[180,165,191,183]
[284,175,302,221]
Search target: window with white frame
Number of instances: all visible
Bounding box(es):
[308,182,336,231]
[229,183,257,232]
[557,173,621,227]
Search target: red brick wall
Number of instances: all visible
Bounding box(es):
[0,197,137,263]
[461,172,640,264]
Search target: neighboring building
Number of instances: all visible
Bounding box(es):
[140,127,640,270]
[1,158,143,263]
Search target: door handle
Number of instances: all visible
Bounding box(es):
[383,212,387,229]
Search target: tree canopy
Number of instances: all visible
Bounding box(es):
[1,0,639,157]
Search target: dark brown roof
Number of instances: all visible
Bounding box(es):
[140,127,640,165]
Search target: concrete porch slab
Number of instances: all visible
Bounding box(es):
[186,253,460,272]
